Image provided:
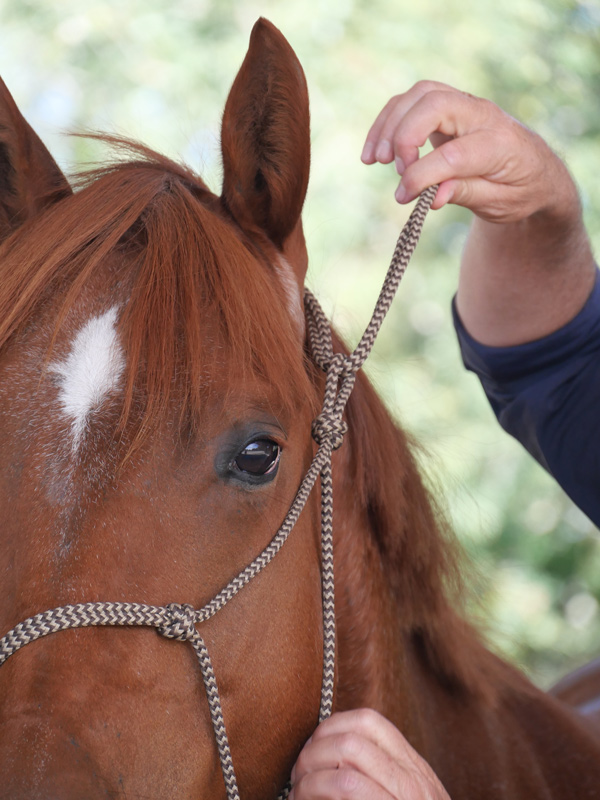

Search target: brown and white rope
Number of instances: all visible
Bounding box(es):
[0,184,438,800]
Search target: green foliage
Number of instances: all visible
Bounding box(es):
[1,0,599,687]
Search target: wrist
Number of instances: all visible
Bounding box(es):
[529,151,583,230]
[458,192,594,346]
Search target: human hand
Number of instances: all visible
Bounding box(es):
[361,80,577,225]
[289,709,450,799]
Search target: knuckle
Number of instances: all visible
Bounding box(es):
[312,714,335,741]
[510,118,540,152]
[334,767,364,796]
[413,79,441,95]
[485,97,503,116]
[480,97,513,130]
[353,706,381,731]
[335,731,365,760]
[452,180,473,207]
[438,139,463,169]
[386,93,403,107]
[461,89,491,111]
[461,181,474,205]
[293,768,365,800]
[424,89,451,114]
[459,89,483,105]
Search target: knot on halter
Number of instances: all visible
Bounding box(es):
[158,603,198,642]
[322,352,356,381]
[311,354,355,451]
[311,413,348,450]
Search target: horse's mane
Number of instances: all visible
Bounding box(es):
[0,137,315,452]
[341,344,512,701]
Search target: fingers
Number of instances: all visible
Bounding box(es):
[293,723,405,797]
[361,81,565,222]
[309,709,423,768]
[362,81,475,167]
[394,129,506,204]
[361,82,504,215]
[290,709,450,800]
[364,83,497,170]
[289,767,395,800]
[362,95,403,164]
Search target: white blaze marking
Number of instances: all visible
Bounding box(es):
[276,256,305,335]
[49,306,125,452]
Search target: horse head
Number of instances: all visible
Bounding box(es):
[0,19,326,798]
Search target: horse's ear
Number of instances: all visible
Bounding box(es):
[0,77,72,241]
[221,19,310,278]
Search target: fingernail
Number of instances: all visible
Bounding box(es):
[395,182,407,203]
[395,156,405,175]
[375,139,392,162]
[361,141,374,162]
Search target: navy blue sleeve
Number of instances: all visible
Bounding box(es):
[453,268,600,527]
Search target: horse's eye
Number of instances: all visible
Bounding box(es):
[233,439,281,477]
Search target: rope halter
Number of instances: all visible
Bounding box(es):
[0,184,438,800]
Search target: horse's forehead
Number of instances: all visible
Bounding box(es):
[48,305,125,455]
[1,292,121,486]
[5,291,289,461]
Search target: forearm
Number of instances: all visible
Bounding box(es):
[458,200,596,347]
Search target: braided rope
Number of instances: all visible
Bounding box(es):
[0,184,438,799]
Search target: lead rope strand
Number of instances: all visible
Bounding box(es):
[0,185,438,800]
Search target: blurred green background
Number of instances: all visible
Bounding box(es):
[1,0,599,687]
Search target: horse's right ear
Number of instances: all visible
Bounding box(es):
[0,78,72,241]
[220,19,310,279]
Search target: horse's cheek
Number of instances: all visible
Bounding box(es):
[227,513,324,798]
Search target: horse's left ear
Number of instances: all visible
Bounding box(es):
[221,19,310,282]
[0,78,72,241]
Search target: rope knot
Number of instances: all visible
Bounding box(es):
[311,413,348,450]
[327,352,355,381]
[158,603,198,641]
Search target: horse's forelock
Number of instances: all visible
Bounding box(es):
[0,138,315,457]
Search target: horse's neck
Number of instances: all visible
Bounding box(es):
[331,459,412,715]
[332,494,428,746]
[331,433,481,750]
[330,367,465,744]
[331,366,486,717]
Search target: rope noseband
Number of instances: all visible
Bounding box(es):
[0,185,438,799]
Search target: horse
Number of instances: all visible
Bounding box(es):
[0,16,599,800]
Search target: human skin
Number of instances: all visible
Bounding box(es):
[289,709,450,800]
